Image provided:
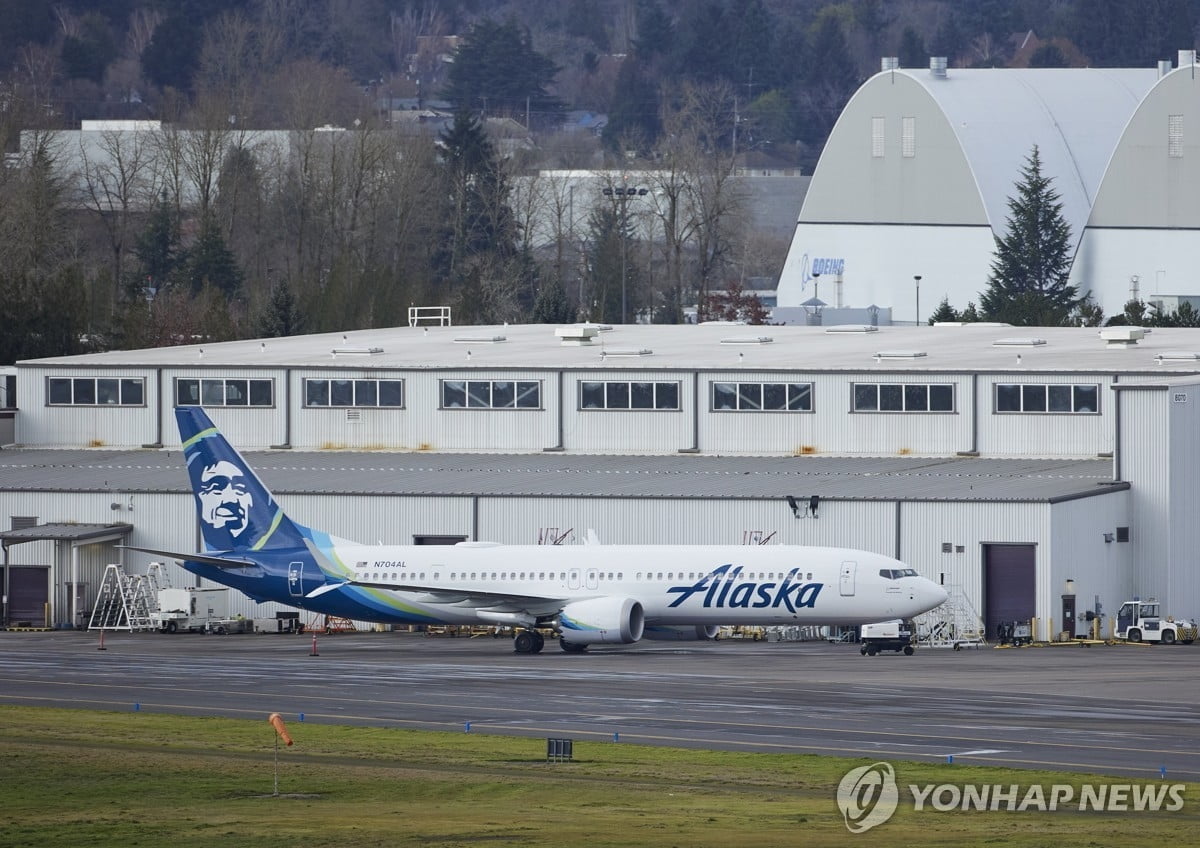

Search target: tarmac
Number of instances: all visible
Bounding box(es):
[0,629,1195,780]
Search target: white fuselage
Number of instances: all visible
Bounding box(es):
[327,542,947,626]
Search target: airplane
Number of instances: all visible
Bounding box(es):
[125,407,948,654]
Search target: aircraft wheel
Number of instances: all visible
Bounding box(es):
[532,632,545,653]
[559,638,587,653]
[514,631,535,654]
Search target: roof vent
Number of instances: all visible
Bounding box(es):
[453,335,506,344]
[881,57,900,71]
[992,337,1047,347]
[1159,59,1174,78]
[930,56,948,78]
[874,350,927,360]
[331,346,383,355]
[1155,351,1200,363]
[825,324,878,334]
[556,326,598,346]
[1179,49,1197,67]
[1099,327,1144,347]
[719,336,774,345]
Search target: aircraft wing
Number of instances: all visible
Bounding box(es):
[117,544,261,569]
[311,578,568,615]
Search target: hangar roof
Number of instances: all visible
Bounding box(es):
[20,323,1200,376]
[0,448,1122,504]
[892,67,1158,242]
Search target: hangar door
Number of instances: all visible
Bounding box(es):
[3,565,49,627]
[983,544,1035,641]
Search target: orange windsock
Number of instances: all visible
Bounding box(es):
[268,712,293,746]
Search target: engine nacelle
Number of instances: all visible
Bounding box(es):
[559,597,644,645]
[642,624,720,642]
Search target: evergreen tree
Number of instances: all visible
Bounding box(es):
[437,110,520,279]
[960,302,981,322]
[132,192,181,298]
[583,204,639,323]
[603,56,661,152]
[633,0,674,59]
[531,278,575,324]
[928,296,959,323]
[253,280,305,338]
[1073,295,1105,327]
[183,213,243,297]
[898,27,926,68]
[979,146,1078,326]
[442,19,561,123]
[1106,298,1148,326]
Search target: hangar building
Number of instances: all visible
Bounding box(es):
[776,52,1200,323]
[1,321,1198,641]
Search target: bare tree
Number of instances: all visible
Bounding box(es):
[77,124,162,294]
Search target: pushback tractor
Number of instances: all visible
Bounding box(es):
[1115,599,1196,644]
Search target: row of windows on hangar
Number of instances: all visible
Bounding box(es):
[48,376,1103,414]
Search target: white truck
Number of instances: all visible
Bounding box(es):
[151,587,234,633]
[1115,599,1197,644]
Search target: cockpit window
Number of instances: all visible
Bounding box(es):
[879,568,920,579]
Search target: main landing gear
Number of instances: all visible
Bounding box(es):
[513,629,546,654]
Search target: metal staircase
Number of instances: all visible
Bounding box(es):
[914,584,987,650]
[87,565,156,631]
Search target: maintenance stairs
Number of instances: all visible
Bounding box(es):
[914,584,987,650]
[87,564,159,631]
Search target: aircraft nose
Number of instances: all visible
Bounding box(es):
[925,581,949,610]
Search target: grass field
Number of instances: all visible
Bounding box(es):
[0,705,1195,847]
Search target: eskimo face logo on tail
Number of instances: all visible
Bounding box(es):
[198,460,253,538]
[666,564,823,612]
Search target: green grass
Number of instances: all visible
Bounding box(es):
[0,705,1195,847]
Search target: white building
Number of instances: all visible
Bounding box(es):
[2,322,1198,639]
[777,52,1200,322]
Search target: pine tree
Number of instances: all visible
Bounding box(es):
[253,280,305,338]
[979,146,1078,326]
[184,213,242,297]
[928,296,959,324]
[531,278,575,324]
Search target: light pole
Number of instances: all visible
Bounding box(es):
[914,275,922,326]
[603,182,646,324]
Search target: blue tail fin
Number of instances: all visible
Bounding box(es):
[176,407,310,553]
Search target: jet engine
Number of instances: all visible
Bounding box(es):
[642,624,720,641]
[558,597,644,644]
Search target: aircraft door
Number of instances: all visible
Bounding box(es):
[585,569,599,590]
[839,561,857,597]
[567,568,581,590]
[288,561,304,597]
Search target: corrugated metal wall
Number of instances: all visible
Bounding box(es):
[975,374,1116,457]
[1167,384,1200,616]
[13,362,1127,458]
[16,367,162,448]
[563,369,694,452]
[1117,386,1172,604]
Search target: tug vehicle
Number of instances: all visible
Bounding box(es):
[1115,599,1197,644]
